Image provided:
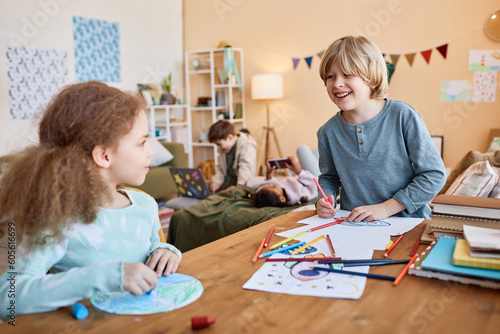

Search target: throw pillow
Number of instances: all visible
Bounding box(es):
[445,161,499,197]
[149,137,174,167]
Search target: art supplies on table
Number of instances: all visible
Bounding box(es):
[409,241,500,289]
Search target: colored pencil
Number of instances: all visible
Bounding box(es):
[313,178,335,212]
[264,227,274,248]
[393,253,419,286]
[291,235,325,255]
[312,267,396,281]
[343,260,410,267]
[317,259,394,264]
[252,239,266,263]
[264,257,342,262]
[269,230,307,250]
[307,219,345,232]
[259,241,306,258]
[326,234,336,257]
[385,240,394,250]
[410,234,422,256]
[384,235,404,258]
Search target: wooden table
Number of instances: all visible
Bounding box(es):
[2,210,499,333]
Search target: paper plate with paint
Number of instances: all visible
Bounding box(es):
[90,273,203,315]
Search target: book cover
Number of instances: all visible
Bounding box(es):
[432,194,500,220]
[409,241,500,289]
[421,237,500,281]
[464,225,500,251]
[453,239,500,270]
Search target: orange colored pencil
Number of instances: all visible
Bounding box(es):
[326,234,335,257]
[264,227,274,248]
[291,235,325,255]
[384,235,403,258]
[393,253,419,286]
[252,239,266,263]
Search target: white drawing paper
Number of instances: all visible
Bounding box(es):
[469,50,500,72]
[441,80,471,102]
[473,71,497,102]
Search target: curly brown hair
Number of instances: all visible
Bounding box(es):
[0,81,145,250]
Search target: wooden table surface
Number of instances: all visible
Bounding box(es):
[1,210,499,334]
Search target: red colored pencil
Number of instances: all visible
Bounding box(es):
[313,178,335,212]
[264,227,274,248]
[384,235,403,258]
[252,239,266,263]
[264,257,342,262]
[410,234,422,256]
[307,218,345,232]
[326,234,336,257]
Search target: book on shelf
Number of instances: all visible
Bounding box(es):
[453,239,500,270]
[408,240,500,289]
[421,237,500,281]
[421,215,500,244]
[464,225,500,259]
[432,194,500,220]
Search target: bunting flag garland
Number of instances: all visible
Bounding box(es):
[436,44,448,59]
[390,54,401,67]
[292,57,300,70]
[405,53,417,67]
[421,49,433,64]
[316,50,325,59]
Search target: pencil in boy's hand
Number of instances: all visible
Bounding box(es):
[264,227,274,248]
[252,239,266,263]
[384,235,403,258]
[313,178,335,212]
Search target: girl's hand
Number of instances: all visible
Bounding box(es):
[286,156,303,175]
[123,262,158,295]
[146,249,181,278]
[265,158,275,180]
[316,195,337,218]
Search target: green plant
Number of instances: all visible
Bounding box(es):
[160,73,172,93]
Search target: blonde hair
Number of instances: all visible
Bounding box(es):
[319,35,388,99]
[0,81,145,250]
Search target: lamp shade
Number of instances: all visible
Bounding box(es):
[251,73,283,100]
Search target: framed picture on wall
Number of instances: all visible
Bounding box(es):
[431,135,444,158]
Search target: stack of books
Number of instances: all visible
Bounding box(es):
[409,225,500,289]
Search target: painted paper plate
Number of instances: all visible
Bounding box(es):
[90,273,203,315]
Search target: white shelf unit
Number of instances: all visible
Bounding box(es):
[146,104,191,164]
[185,47,245,168]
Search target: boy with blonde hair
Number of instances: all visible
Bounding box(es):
[316,35,446,221]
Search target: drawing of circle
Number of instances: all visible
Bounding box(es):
[291,262,329,281]
[338,281,360,295]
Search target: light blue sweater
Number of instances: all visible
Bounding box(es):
[317,99,446,218]
[0,189,181,319]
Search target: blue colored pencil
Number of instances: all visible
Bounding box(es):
[259,242,306,259]
[312,266,396,281]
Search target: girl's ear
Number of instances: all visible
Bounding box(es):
[92,145,111,168]
[280,195,286,203]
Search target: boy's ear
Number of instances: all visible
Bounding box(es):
[92,145,111,168]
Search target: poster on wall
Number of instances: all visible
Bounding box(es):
[440,80,471,102]
[468,50,500,72]
[73,16,121,82]
[6,46,68,119]
[473,71,497,103]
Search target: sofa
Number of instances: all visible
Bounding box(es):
[0,141,187,200]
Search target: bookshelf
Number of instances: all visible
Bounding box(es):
[146,104,191,164]
[185,47,245,167]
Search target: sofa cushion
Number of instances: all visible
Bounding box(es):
[149,137,174,167]
[439,150,500,194]
[445,161,499,197]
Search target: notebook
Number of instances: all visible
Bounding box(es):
[421,237,500,281]
[169,168,211,199]
[453,239,500,270]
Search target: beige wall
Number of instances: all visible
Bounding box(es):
[184,0,500,168]
[0,0,183,156]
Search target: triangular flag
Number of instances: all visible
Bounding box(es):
[292,58,300,70]
[382,53,386,58]
[405,53,417,67]
[421,49,432,64]
[390,54,401,67]
[316,50,325,59]
[436,44,448,59]
[304,56,313,69]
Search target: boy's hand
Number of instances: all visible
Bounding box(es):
[146,248,181,278]
[347,198,405,222]
[316,195,337,218]
[123,262,158,296]
[285,156,302,175]
[210,183,220,193]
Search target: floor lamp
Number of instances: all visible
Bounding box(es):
[251,73,284,173]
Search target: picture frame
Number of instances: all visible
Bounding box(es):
[431,135,444,158]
